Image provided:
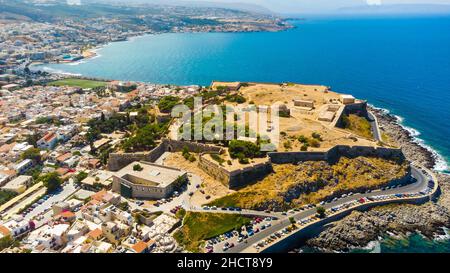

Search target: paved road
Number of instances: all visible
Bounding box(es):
[367,111,381,142]
[24,179,78,222]
[214,166,430,253]
[190,207,282,219]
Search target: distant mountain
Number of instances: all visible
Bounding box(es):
[90,0,274,15]
[338,4,450,15]
[1,0,279,26]
[179,1,274,15]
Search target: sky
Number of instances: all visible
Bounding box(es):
[176,0,450,13]
[82,0,450,13]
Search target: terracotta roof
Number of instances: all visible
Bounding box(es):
[56,153,72,162]
[56,168,69,176]
[88,159,100,166]
[131,241,148,253]
[42,132,56,142]
[0,225,11,236]
[59,211,75,219]
[87,228,103,239]
[0,143,15,153]
[0,169,16,177]
[91,190,107,202]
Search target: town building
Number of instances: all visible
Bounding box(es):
[112,161,187,199]
[1,175,32,194]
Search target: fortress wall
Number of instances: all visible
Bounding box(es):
[268,151,328,164]
[344,101,368,116]
[198,153,272,189]
[329,145,405,162]
[162,139,223,154]
[228,161,273,189]
[108,152,152,171]
[334,101,368,128]
[268,145,404,165]
[107,139,222,171]
[198,153,231,187]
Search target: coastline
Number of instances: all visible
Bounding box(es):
[369,105,448,172]
[303,105,450,252]
[31,22,295,72]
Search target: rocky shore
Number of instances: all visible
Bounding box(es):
[370,106,437,169]
[305,107,450,252]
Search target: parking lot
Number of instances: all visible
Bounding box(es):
[209,216,274,253]
[22,180,79,224]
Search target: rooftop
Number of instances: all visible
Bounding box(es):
[115,161,186,187]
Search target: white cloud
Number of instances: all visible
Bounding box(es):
[367,0,383,5]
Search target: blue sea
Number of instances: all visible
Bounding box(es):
[35,15,450,252]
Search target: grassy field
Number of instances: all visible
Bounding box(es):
[48,78,108,89]
[173,212,251,252]
[342,114,374,139]
[209,156,409,211]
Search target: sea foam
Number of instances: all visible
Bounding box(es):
[369,104,448,172]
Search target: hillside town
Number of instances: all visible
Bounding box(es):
[0,80,204,253]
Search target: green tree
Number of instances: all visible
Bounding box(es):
[0,235,15,251]
[158,96,180,113]
[40,172,62,193]
[118,201,129,211]
[316,206,326,218]
[0,190,18,206]
[21,148,41,163]
[26,133,40,147]
[74,171,88,185]
[228,140,262,159]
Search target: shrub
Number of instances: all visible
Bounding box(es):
[238,157,249,164]
[133,164,143,171]
[278,111,290,118]
[298,135,308,143]
[308,139,320,148]
[283,141,292,150]
[188,155,196,162]
[211,154,225,165]
[229,140,262,159]
[311,132,323,141]
[316,206,326,218]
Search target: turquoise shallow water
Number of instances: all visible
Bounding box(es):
[296,233,450,253]
[35,15,450,252]
[353,233,450,253]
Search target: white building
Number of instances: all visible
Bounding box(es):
[1,175,32,193]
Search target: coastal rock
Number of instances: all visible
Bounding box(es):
[307,200,450,251]
[370,106,436,169]
[306,109,450,252]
